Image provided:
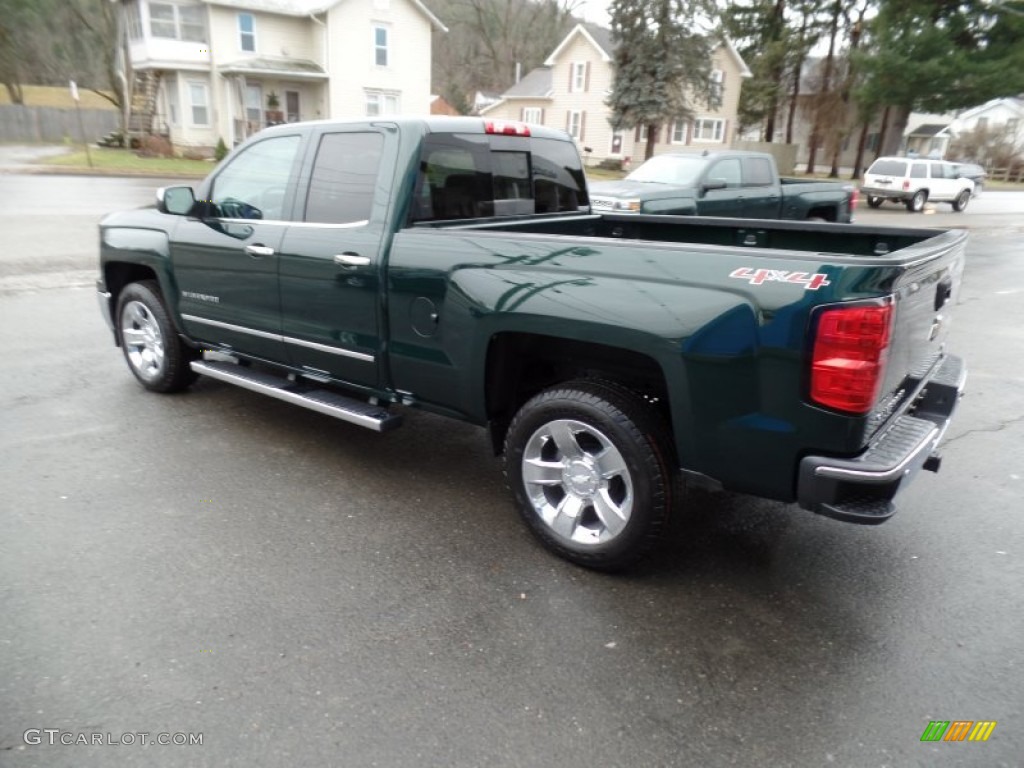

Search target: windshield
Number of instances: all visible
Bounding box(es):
[626,154,705,185]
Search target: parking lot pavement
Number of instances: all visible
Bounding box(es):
[0,175,1022,767]
[854,189,1024,231]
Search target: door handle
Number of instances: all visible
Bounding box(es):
[333,253,370,267]
[245,244,275,258]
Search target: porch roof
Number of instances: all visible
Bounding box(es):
[908,123,950,138]
[219,56,328,80]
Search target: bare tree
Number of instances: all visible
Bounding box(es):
[431,0,580,110]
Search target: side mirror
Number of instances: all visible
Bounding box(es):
[157,186,196,215]
[702,179,728,195]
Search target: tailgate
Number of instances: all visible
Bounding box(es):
[871,229,967,433]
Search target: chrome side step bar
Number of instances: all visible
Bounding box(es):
[191,360,402,433]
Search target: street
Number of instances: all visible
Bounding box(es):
[1,173,1022,767]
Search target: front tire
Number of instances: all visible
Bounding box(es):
[503,380,674,570]
[867,195,883,209]
[906,189,927,212]
[952,189,971,212]
[116,280,197,393]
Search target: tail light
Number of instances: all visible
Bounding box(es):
[849,186,859,210]
[902,179,910,191]
[810,301,894,413]
[484,120,531,136]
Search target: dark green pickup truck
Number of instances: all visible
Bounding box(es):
[97,117,965,569]
[589,150,859,222]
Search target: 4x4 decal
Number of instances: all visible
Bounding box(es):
[729,267,831,290]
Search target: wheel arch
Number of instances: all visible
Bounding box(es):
[482,331,677,457]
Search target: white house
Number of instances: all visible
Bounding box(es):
[951,97,1024,145]
[480,23,751,164]
[117,0,446,151]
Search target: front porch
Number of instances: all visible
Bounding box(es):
[218,57,329,146]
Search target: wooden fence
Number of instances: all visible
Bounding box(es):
[987,166,1024,183]
[0,105,120,143]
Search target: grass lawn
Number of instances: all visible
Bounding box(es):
[0,85,117,110]
[585,166,628,181]
[40,147,213,177]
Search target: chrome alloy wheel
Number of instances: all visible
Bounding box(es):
[120,300,165,381]
[521,419,634,545]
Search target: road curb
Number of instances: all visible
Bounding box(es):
[8,165,207,180]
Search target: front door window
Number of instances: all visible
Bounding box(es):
[210,135,302,221]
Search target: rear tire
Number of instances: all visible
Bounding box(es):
[906,189,927,212]
[503,380,674,570]
[867,195,883,209]
[951,189,971,212]
[116,280,198,393]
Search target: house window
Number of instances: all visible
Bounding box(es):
[149,3,177,37]
[866,132,879,151]
[365,90,399,116]
[567,110,583,140]
[610,133,623,154]
[373,26,389,67]
[709,69,724,104]
[148,3,206,42]
[238,12,256,52]
[570,62,587,93]
[126,3,143,39]
[178,5,205,42]
[671,122,687,143]
[245,85,262,125]
[693,118,724,142]
[188,82,209,125]
[522,107,542,124]
[637,125,649,142]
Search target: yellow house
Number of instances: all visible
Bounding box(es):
[481,23,750,165]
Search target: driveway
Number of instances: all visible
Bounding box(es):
[1,174,1021,767]
[0,144,71,170]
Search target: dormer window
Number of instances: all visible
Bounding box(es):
[239,13,256,52]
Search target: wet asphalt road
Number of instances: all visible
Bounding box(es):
[1,174,1022,767]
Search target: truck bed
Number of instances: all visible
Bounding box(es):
[422,211,941,258]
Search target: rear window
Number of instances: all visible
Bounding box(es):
[410,133,588,222]
[868,160,907,176]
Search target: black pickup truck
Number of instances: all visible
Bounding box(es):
[97,117,965,570]
[589,150,859,222]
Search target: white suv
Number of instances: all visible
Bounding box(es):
[862,157,974,213]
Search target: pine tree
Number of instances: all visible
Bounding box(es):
[606,0,719,160]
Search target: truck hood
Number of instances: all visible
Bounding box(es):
[588,179,698,201]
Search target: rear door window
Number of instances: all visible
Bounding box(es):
[742,157,774,187]
[304,132,383,225]
[910,163,928,178]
